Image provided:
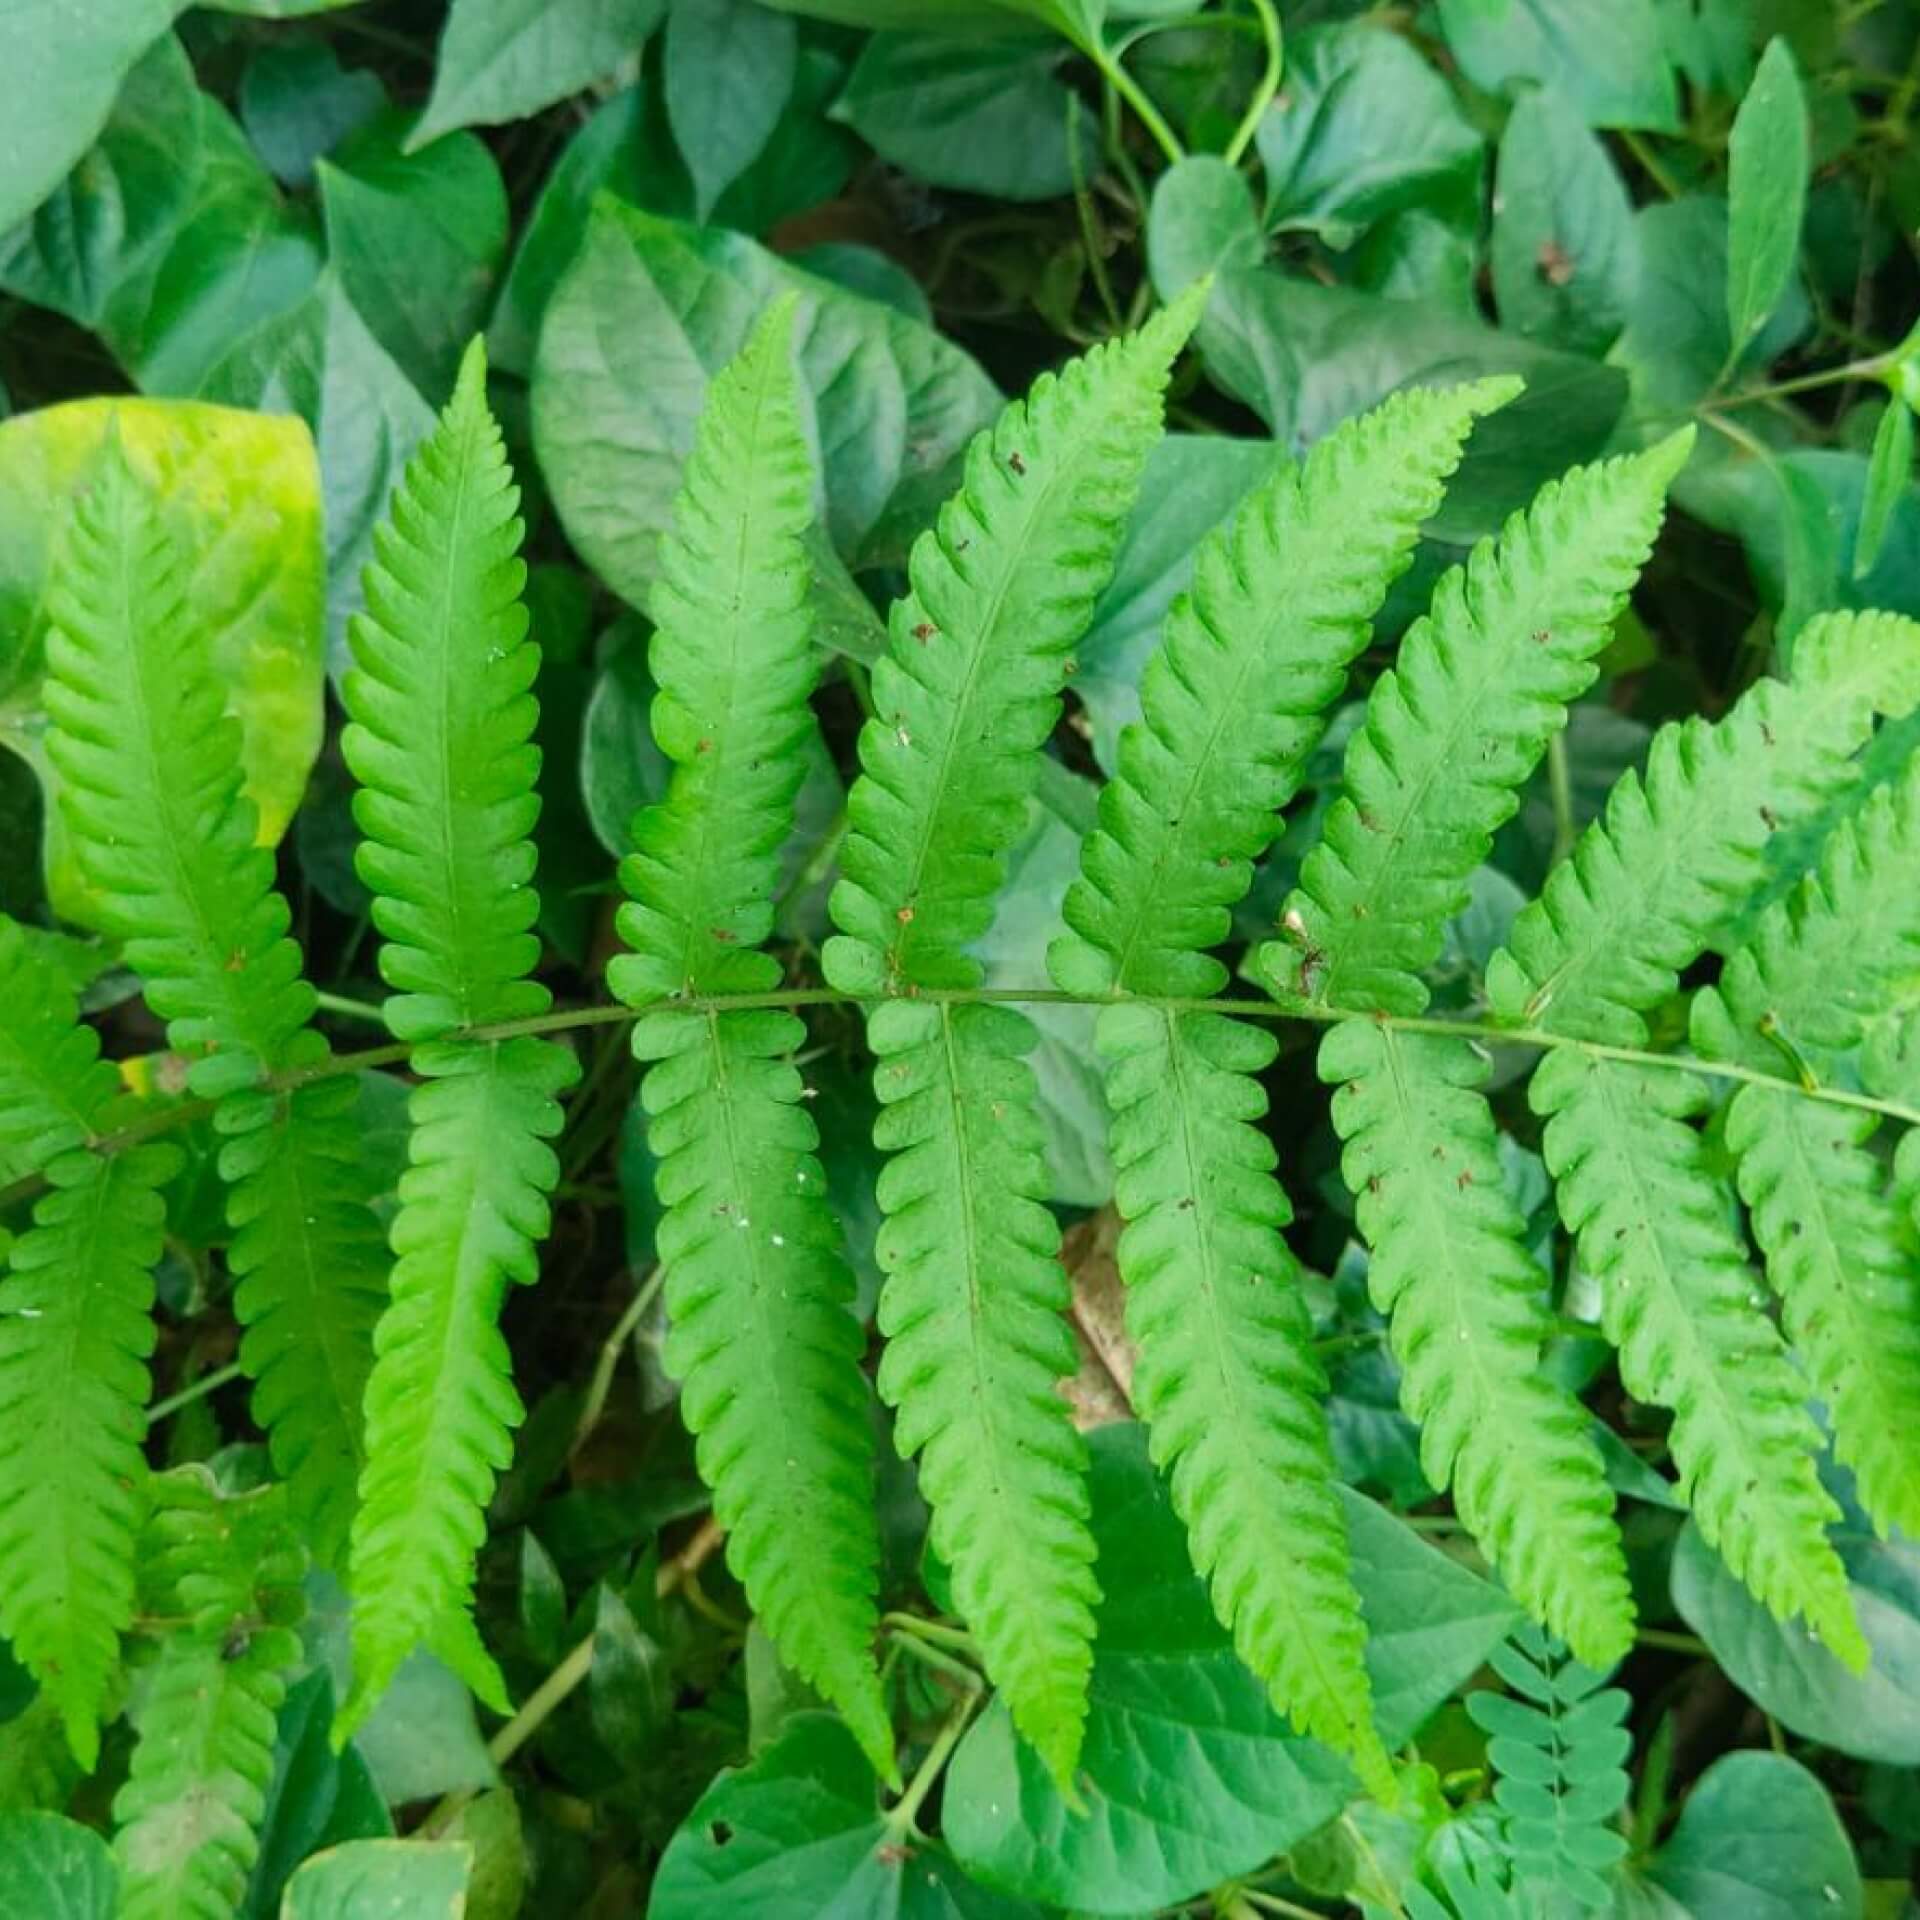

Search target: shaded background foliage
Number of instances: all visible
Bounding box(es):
[1,0,1920,1914]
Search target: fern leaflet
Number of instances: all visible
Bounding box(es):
[1466,1624,1629,1912]
[0,1148,174,1769]
[1534,1047,1864,1664]
[340,339,579,1728]
[41,437,385,1561]
[822,290,1201,1785]
[1694,742,1920,1537]
[1278,440,1690,1659]
[1324,1024,1633,1666]
[111,1469,306,1920]
[1264,431,1694,1015]
[1048,382,1518,1785]
[1488,610,1920,1041]
[610,300,890,1776]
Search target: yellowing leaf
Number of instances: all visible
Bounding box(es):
[0,397,325,925]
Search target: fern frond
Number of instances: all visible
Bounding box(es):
[1323,1023,1633,1667]
[0,1691,83,1812]
[0,1145,176,1769]
[111,1470,305,1920]
[1533,1048,1863,1665]
[609,302,889,1774]
[1042,384,1520,1786]
[1467,1624,1629,1913]
[1694,753,1920,1537]
[1052,377,1517,1000]
[341,340,578,1727]
[1262,431,1692,1016]
[823,294,1202,1786]
[42,437,385,1560]
[1488,611,1920,1042]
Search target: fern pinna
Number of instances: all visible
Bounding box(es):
[9,277,1920,1892]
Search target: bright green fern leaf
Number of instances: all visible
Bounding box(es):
[822,292,1201,1786]
[1099,1003,1391,1790]
[341,339,579,1728]
[1323,1022,1633,1667]
[1262,430,1692,1016]
[1264,437,1680,1661]
[1466,1624,1630,1913]
[0,1144,175,1770]
[112,1469,306,1920]
[1051,376,1518,1000]
[1693,751,1920,1537]
[1533,1047,1864,1665]
[0,913,120,1182]
[610,300,890,1776]
[1044,382,1521,1785]
[41,437,385,1560]
[1489,610,1920,1042]
[0,914,171,1767]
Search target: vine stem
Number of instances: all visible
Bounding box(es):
[1087,36,1185,167]
[10,982,1915,1218]
[884,1690,980,1840]
[570,1264,665,1460]
[1223,0,1283,167]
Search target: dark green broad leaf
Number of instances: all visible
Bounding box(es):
[244,1669,392,1920]
[318,113,509,399]
[413,0,667,148]
[1490,89,1638,355]
[1433,0,1680,131]
[1145,156,1266,298]
[1612,196,1812,418]
[14,61,322,397]
[975,766,1110,1206]
[488,87,671,376]
[1671,1509,1920,1765]
[201,271,435,676]
[0,0,173,232]
[831,31,1093,201]
[1726,38,1809,357]
[1195,269,1626,543]
[0,34,199,329]
[279,1840,471,1918]
[240,43,386,189]
[1678,444,1920,637]
[0,1812,116,1919]
[1347,206,1479,314]
[1254,21,1481,249]
[1615,1752,1861,1919]
[1855,396,1915,580]
[304,1575,497,1805]
[653,1714,1045,1918]
[762,0,1044,27]
[532,197,998,610]
[581,615,672,858]
[489,46,854,374]
[941,1422,1519,1913]
[664,0,798,218]
[1075,432,1280,773]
